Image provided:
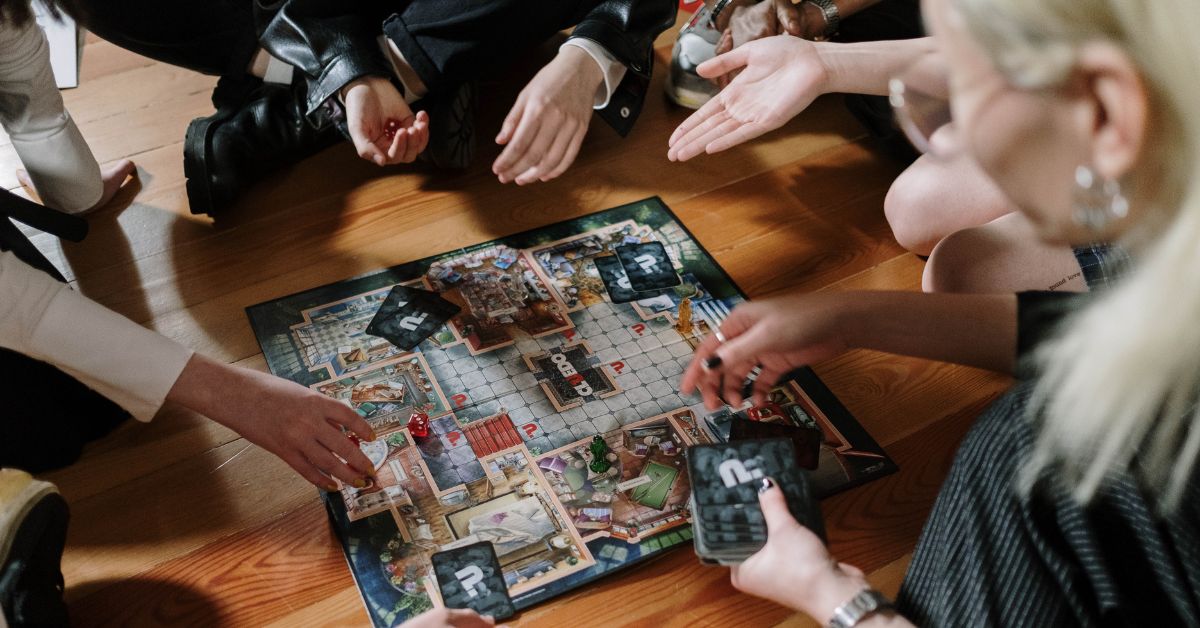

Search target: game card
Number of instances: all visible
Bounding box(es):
[430,542,515,621]
[594,255,668,304]
[730,417,823,470]
[615,242,681,292]
[366,285,461,351]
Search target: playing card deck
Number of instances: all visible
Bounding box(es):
[430,542,516,620]
[686,438,825,565]
[729,417,824,470]
[365,285,461,351]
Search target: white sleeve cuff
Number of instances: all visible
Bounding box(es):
[561,38,628,110]
[0,253,193,421]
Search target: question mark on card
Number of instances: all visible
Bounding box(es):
[610,361,625,374]
[563,329,576,342]
[522,423,539,438]
[718,459,764,488]
[455,565,484,598]
[447,431,462,447]
[452,394,468,408]
[634,253,658,273]
[632,323,646,336]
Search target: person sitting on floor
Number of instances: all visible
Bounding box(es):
[666,5,1131,295]
[68,0,676,216]
[683,0,1200,623]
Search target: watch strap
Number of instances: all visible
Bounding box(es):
[828,589,893,628]
[804,0,841,40]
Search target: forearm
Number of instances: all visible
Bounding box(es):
[165,353,242,423]
[838,291,1017,374]
[814,36,935,96]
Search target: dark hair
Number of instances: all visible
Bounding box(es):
[0,0,83,27]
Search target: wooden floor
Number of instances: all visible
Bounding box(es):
[3,16,1011,628]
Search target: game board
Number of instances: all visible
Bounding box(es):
[246,197,896,626]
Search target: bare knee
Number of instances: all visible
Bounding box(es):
[885,166,942,256]
[922,227,999,293]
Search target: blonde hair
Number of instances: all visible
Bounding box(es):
[954,0,1200,510]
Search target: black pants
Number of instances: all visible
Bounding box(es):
[76,0,259,78]
[77,0,604,93]
[383,0,604,94]
[0,190,129,473]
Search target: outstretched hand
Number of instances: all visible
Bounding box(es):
[668,36,829,162]
[493,45,601,185]
[343,76,430,166]
[680,292,850,409]
[168,354,378,492]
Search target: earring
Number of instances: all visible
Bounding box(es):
[1072,165,1129,232]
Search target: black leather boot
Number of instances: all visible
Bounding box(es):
[184,76,341,216]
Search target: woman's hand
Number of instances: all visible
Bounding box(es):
[493,45,601,185]
[681,292,851,409]
[167,354,377,491]
[668,36,830,162]
[402,608,505,628]
[342,76,430,166]
[731,480,869,621]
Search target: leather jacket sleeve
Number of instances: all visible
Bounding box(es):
[568,0,677,136]
[256,0,393,118]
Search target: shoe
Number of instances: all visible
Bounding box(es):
[184,76,341,216]
[0,469,69,627]
[667,6,722,110]
[414,80,476,170]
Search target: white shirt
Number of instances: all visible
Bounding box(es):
[0,20,193,421]
[0,17,100,213]
[561,38,628,110]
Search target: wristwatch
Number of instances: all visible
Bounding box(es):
[802,0,841,40]
[828,589,893,628]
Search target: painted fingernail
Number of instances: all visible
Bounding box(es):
[703,356,723,370]
[758,477,775,493]
[326,483,340,492]
[368,430,378,441]
[354,478,367,489]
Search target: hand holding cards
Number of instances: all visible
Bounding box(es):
[686,438,825,565]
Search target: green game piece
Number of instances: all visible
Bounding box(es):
[588,435,612,474]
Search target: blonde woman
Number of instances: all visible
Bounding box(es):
[681,0,1200,624]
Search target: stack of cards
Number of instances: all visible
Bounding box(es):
[686,438,825,565]
[594,242,681,304]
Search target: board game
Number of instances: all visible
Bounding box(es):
[246,197,896,626]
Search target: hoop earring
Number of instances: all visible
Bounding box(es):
[1072,165,1129,232]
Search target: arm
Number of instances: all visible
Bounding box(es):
[0,17,101,213]
[0,251,376,489]
[668,35,936,161]
[680,290,1016,409]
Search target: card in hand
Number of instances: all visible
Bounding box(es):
[594,255,668,304]
[430,542,515,621]
[729,417,824,470]
[615,242,681,292]
[366,284,460,351]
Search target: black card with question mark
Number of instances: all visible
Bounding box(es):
[615,242,681,292]
[430,541,515,620]
[685,438,824,565]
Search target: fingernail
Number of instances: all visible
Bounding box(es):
[703,356,723,370]
[354,478,367,489]
[326,483,340,492]
[758,477,775,493]
[368,430,377,441]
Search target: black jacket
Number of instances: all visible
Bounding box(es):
[257,0,675,136]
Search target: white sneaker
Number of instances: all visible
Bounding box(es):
[0,469,69,627]
[667,6,722,109]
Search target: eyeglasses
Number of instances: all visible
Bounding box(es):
[889,53,958,159]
